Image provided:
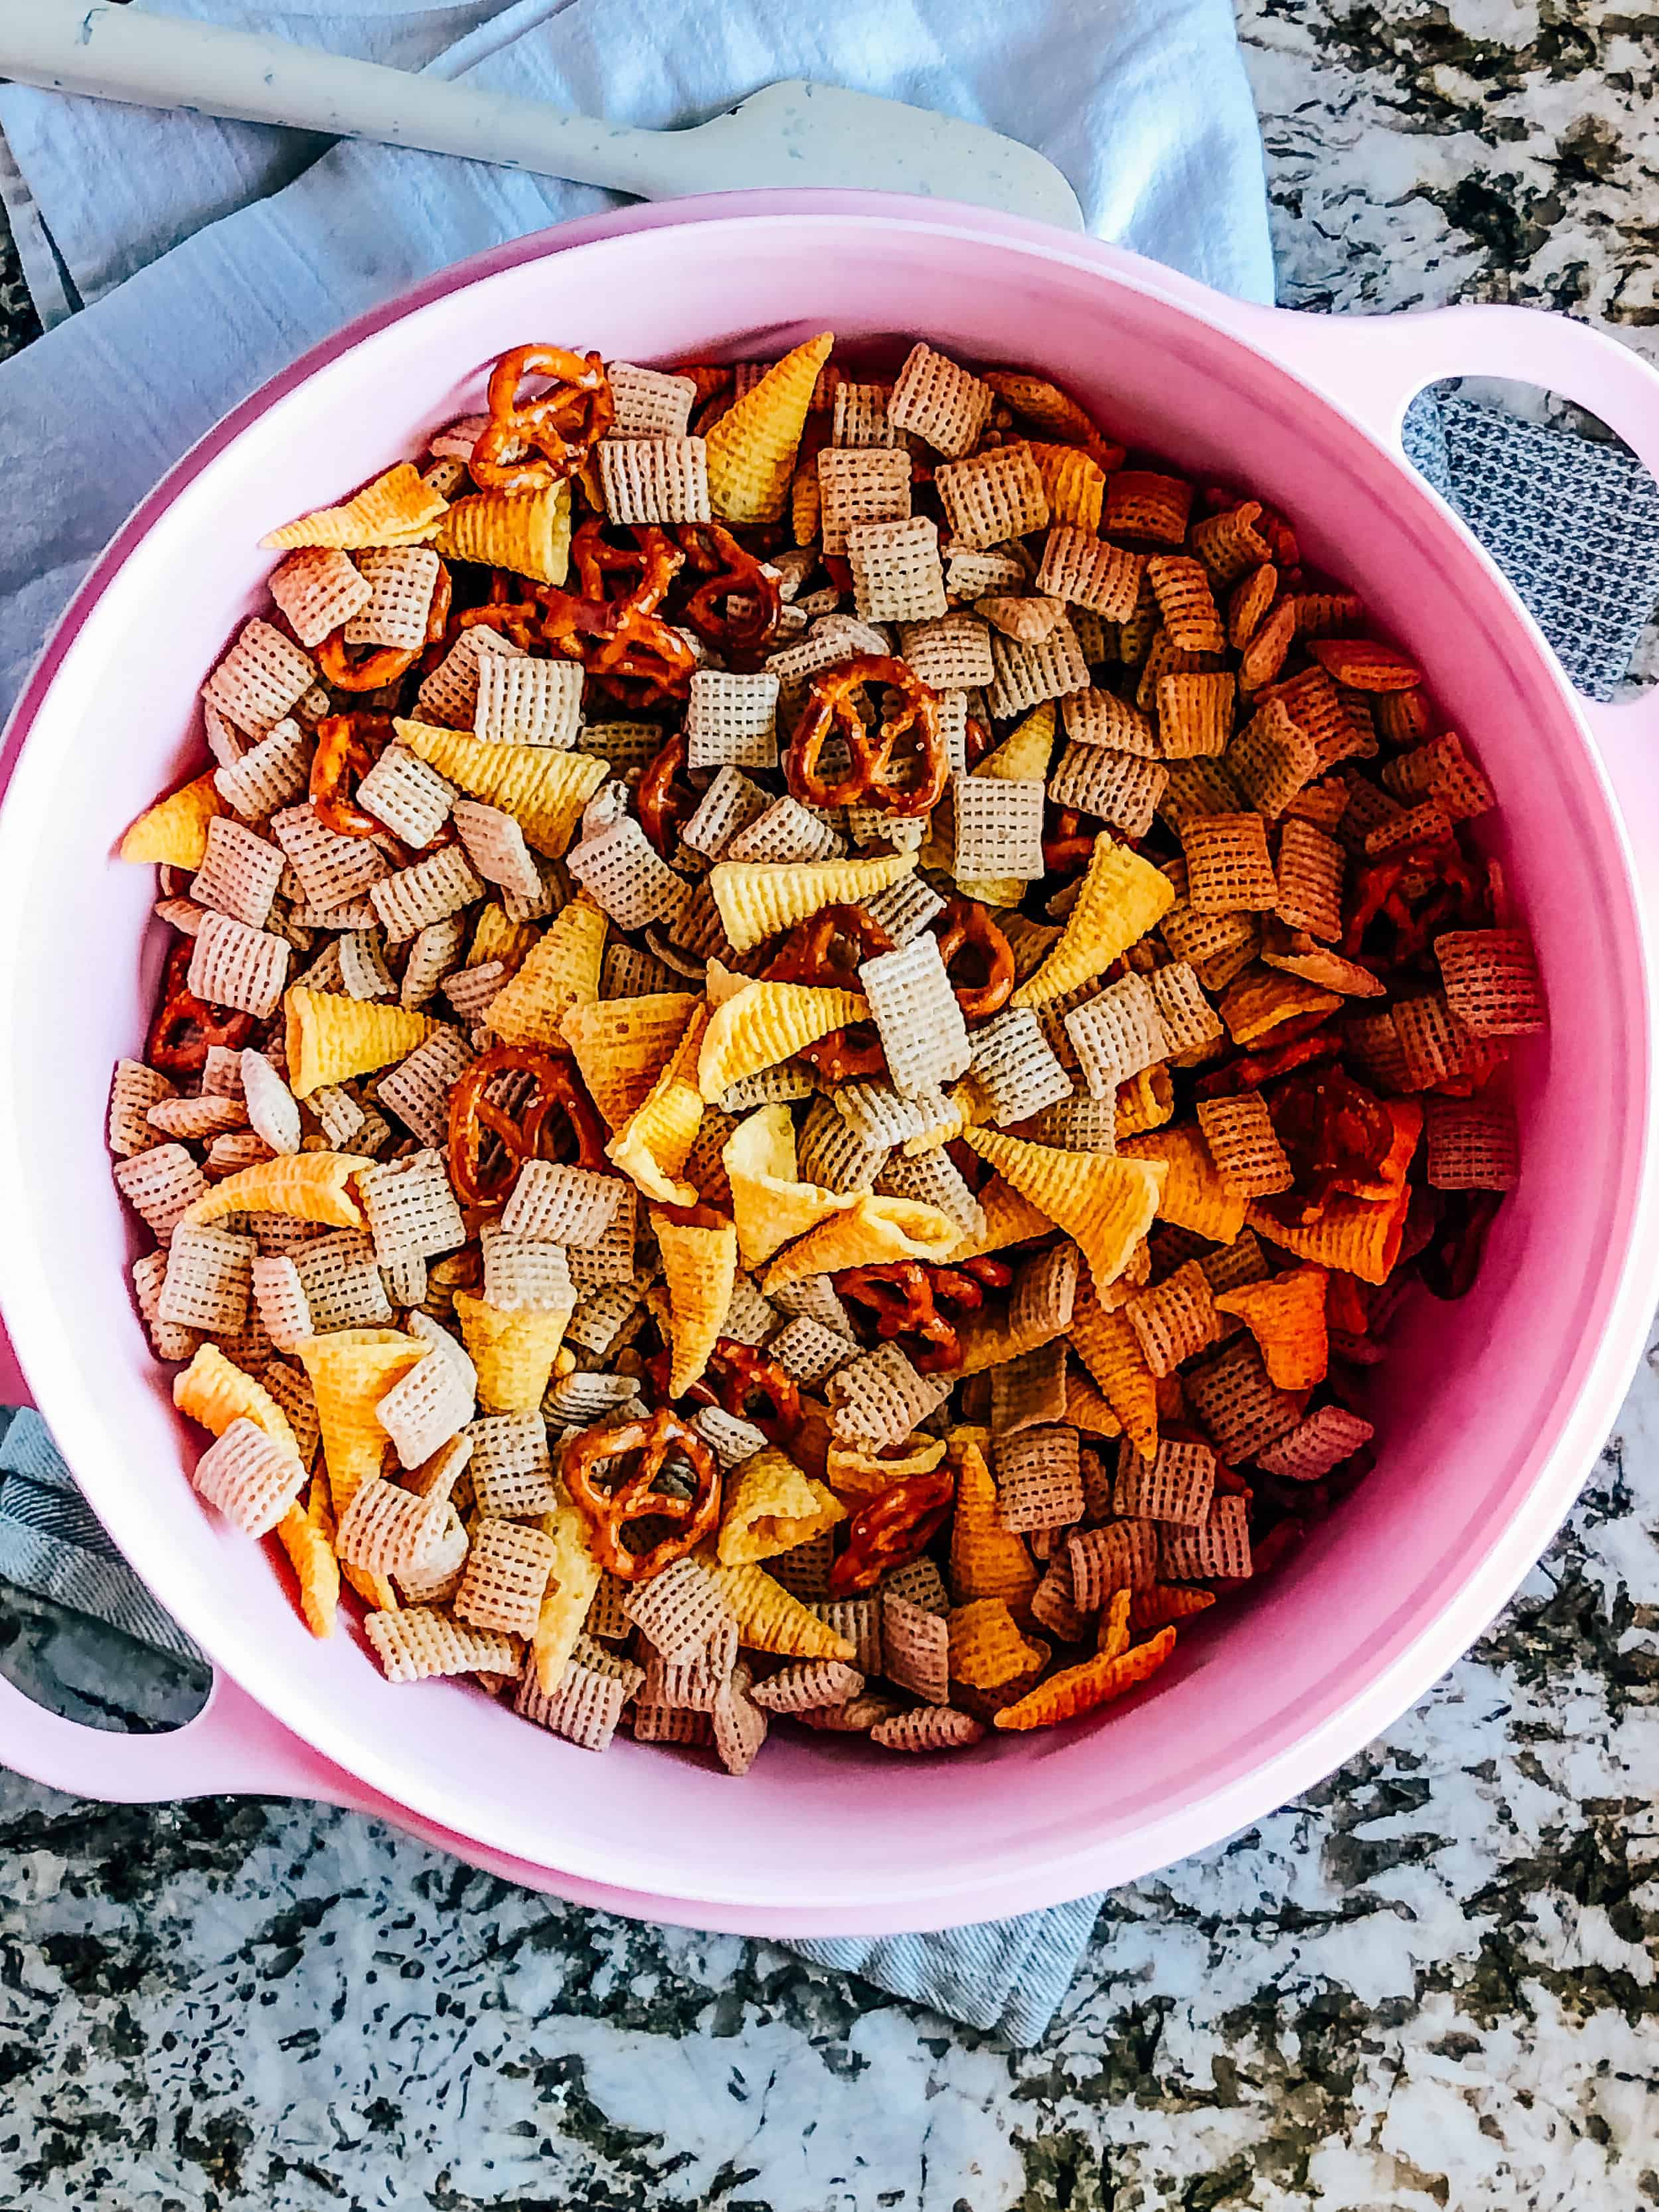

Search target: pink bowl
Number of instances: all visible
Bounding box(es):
[3,193,1658,1935]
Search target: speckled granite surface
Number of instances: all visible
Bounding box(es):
[5,5,1659,2205]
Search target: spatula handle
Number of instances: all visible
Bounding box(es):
[0,0,692,198]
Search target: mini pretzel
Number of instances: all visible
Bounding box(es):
[314,631,420,694]
[425,560,453,639]
[676,522,781,659]
[637,731,699,858]
[458,599,541,653]
[145,939,257,1076]
[764,904,896,1081]
[585,607,699,706]
[834,1261,963,1374]
[765,904,895,990]
[538,528,697,706]
[828,1466,954,1596]
[797,1024,886,1085]
[1195,1030,1341,1099]
[317,561,451,695]
[471,345,615,495]
[783,655,947,817]
[1259,1063,1395,1216]
[447,1044,609,1212]
[925,1255,1012,1308]
[1042,807,1097,876]
[562,1407,721,1580]
[704,1337,804,1446]
[1343,838,1483,963]
[310,713,394,838]
[654,1200,730,1231]
[963,712,995,770]
[934,898,1014,1022]
[644,1335,803,1433]
[569,516,682,614]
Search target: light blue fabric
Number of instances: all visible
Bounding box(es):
[0,1408,206,1663]
[0,1403,1107,2041]
[0,0,1275,2042]
[0,0,1274,720]
[789,1899,1105,2043]
[0,1396,1105,2034]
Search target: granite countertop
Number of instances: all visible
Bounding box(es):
[5,7,1659,2207]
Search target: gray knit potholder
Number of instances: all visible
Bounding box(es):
[1404,389,1659,700]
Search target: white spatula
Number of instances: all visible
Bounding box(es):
[0,0,1085,230]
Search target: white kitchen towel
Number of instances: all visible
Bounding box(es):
[0,0,1274,718]
[0,0,1275,2047]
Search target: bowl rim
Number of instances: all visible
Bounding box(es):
[3,191,1655,1928]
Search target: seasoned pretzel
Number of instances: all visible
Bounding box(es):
[924,1255,1012,1308]
[314,631,419,694]
[459,606,542,658]
[448,563,545,652]
[565,605,697,707]
[309,712,393,838]
[637,731,698,858]
[470,344,615,495]
[562,1407,721,1580]
[765,905,895,990]
[424,558,454,641]
[1042,807,1097,876]
[537,526,696,707]
[676,522,781,659]
[145,939,257,1075]
[935,898,1014,1022]
[1196,1031,1341,1099]
[647,1336,803,1446]
[799,1025,887,1085]
[570,518,680,614]
[783,655,947,817]
[313,558,447,695]
[834,1262,963,1375]
[764,904,895,1082]
[827,1466,955,1595]
[704,1338,803,1445]
[1344,838,1485,965]
[653,1200,730,1231]
[1261,1064,1395,1218]
[446,1044,609,1212]
[1257,505,1301,574]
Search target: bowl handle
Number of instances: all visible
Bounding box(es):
[0,1317,378,1811]
[0,1661,382,1810]
[1203,297,1659,844]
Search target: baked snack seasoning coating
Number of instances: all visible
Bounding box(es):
[108,333,1544,1767]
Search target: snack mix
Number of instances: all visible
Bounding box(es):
[110,332,1544,1768]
